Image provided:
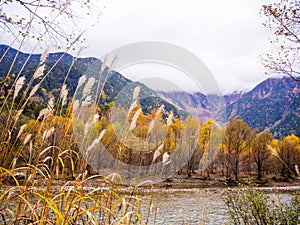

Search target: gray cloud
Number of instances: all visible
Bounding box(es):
[0,0,273,94]
[82,0,273,94]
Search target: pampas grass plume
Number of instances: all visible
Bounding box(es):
[82,77,95,98]
[38,108,52,120]
[295,165,300,176]
[86,129,106,154]
[33,64,45,79]
[133,86,140,100]
[73,99,80,111]
[127,100,138,118]
[40,47,49,64]
[42,127,55,141]
[267,145,279,158]
[13,76,25,99]
[147,119,155,137]
[61,84,68,107]
[167,111,174,127]
[77,75,87,90]
[29,84,40,98]
[17,124,27,139]
[153,143,163,162]
[129,108,142,131]
[23,134,32,145]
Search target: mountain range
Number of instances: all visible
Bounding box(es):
[0,45,299,138]
[157,77,300,138]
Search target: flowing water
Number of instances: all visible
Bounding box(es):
[138,186,299,225]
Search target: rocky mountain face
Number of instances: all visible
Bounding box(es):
[158,77,300,138]
[226,77,300,138]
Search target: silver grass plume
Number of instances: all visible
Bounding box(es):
[147,119,155,137]
[33,64,45,79]
[40,47,49,64]
[60,84,68,107]
[38,108,52,120]
[73,99,80,111]
[153,143,164,162]
[92,113,100,123]
[163,152,171,166]
[82,77,95,99]
[86,129,106,154]
[29,84,40,98]
[84,122,90,136]
[129,108,142,131]
[13,76,25,99]
[42,127,55,141]
[267,145,279,158]
[76,75,87,90]
[167,111,174,127]
[23,134,31,145]
[17,124,27,139]
[295,165,300,176]
[127,100,138,118]
[82,95,92,107]
[38,97,55,120]
[29,141,33,156]
[84,114,99,136]
[133,86,140,100]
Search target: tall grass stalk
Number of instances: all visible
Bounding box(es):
[0,40,158,224]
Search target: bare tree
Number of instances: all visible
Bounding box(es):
[261,0,300,82]
[0,0,100,47]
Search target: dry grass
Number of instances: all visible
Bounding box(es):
[0,152,152,224]
[0,42,156,224]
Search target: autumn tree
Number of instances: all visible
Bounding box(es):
[278,134,300,178]
[224,119,252,180]
[261,0,300,81]
[198,119,223,179]
[252,130,273,180]
[181,115,200,177]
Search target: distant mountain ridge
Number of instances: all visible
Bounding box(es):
[0,45,299,138]
[158,76,300,138]
[0,45,185,117]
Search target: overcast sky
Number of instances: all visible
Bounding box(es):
[78,0,274,94]
[1,0,275,94]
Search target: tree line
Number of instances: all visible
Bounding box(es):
[9,98,299,183]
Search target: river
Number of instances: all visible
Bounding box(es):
[137,186,299,225]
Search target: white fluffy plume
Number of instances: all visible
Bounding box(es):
[129,108,142,131]
[132,86,140,100]
[13,76,25,99]
[153,144,164,162]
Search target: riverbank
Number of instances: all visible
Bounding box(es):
[132,174,300,194]
[2,172,300,194]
